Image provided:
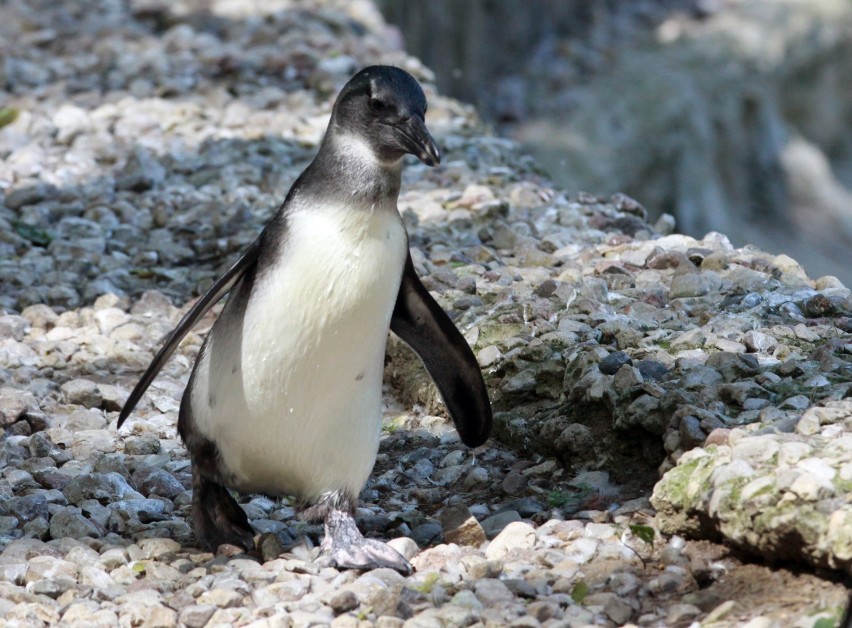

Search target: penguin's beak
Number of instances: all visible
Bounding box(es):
[398,116,441,167]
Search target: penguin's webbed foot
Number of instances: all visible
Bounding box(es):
[321,509,412,575]
[192,473,255,552]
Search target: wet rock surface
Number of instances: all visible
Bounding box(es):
[1,0,850,626]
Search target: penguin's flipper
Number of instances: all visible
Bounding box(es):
[117,239,261,428]
[390,254,492,448]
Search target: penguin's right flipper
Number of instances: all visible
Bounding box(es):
[390,253,492,448]
[117,239,261,428]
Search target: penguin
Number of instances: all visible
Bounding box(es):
[118,65,492,574]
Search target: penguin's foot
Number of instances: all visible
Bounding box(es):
[192,473,255,552]
[321,509,412,575]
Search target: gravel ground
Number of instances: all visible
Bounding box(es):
[1,1,850,626]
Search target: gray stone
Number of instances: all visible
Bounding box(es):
[49,509,101,539]
[177,604,218,628]
[116,148,166,192]
[602,592,633,625]
[60,379,103,408]
[329,590,359,614]
[0,388,37,426]
[54,408,108,431]
[124,436,161,455]
[0,560,27,584]
[463,466,489,490]
[22,517,50,540]
[781,395,812,411]
[197,587,245,609]
[569,470,617,495]
[441,503,486,547]
[410,522,443,547]
[137,537,181,559]
[599,351,632,375]
[477,345,503,368]
[0,516,20,537]
[682,366,723,389]
[4,184,55,209]
[64,472,139,505]
[28,433,55,458]
[501,470,529,495]
[0,315,30,341]
[4,493,48,523]
[613,364,644,393]
[670,271,722,298]
[679,415,707,449]
[473,578,513,605]
[480,510,522,539]
[719,382,770,406]
[743,330,777,353]
[131,467,184,499]
[635,359,669,381]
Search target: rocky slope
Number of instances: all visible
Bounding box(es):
[0,0,850,626]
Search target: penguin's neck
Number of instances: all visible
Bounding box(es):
[303,132,402,208]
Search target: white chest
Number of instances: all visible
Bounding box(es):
[191,202,408,498]
[254,202,408,337]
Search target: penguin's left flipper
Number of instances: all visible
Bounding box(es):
[390,254,493,448]
[117,239,261,428]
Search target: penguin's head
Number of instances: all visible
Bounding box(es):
[332,65,441,167]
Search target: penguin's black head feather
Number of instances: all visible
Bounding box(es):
[331,65,441,167]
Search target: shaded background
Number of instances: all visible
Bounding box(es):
[379,0,852,284]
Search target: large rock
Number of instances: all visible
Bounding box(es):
[652,399,852,572]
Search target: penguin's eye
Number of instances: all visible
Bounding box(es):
[370,97,388,113]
